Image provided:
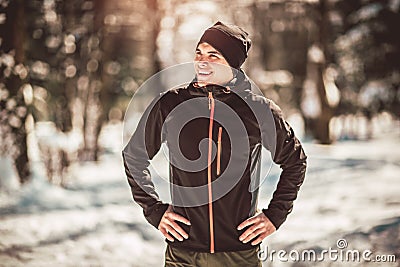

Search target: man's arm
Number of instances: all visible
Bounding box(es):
[238,99,307,245]
[122,95,169,228]
[122,94,191,242]
[261,100,307,230]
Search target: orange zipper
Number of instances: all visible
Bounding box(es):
[217,127,222,176]
[207,92,215,253]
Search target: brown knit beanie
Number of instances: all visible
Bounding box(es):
[197,21,252,69]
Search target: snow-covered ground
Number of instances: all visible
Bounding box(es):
[0,121,399,267]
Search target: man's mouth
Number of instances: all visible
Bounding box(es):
[197,70,212,76]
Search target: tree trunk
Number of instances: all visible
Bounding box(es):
[76,0,106,161]
[316,0,334,144]
[148,0,162,74]
[314,64,332,144]
[305,0,334,144]
[0,0,30,183]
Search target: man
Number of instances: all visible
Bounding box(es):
[123,21,307,266]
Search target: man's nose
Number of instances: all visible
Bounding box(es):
[197,60,209,68]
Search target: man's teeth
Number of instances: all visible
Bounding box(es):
[199,71,211,75]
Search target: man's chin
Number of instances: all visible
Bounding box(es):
[196,81,209,87]
[197,80,221,87]
[196,79,211,86]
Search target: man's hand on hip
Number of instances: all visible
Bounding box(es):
[158,205,191,242]
[237,212,276,245]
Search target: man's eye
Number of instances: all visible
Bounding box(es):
[210,54,218,58]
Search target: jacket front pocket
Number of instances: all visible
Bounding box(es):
[217,127,222,176]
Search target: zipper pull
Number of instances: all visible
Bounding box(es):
[208,92,212,110]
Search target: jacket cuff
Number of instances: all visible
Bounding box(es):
[262,208,287,230]
[145,203,169,228]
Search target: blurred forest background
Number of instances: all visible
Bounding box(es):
[0,0,399,186]
[0,1,399,266]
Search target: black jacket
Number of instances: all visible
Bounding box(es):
[122,73,307,253]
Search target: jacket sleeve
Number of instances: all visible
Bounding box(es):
[261,100,307,230]
[122,94,169,228]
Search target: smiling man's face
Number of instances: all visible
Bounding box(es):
[194,42,234,87]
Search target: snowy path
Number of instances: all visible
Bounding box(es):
[0,156,167,266]
[1,134,399,266]
[260,135,400,266]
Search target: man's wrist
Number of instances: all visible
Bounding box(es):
[146,203,170,228]
[262,208,285,230]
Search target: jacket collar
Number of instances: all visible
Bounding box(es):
[187,70,251,97]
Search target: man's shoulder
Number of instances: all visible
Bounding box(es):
[245,91,276,108]
[244,91,284,118]
[155,86,191,107]
[160,86,190,98]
